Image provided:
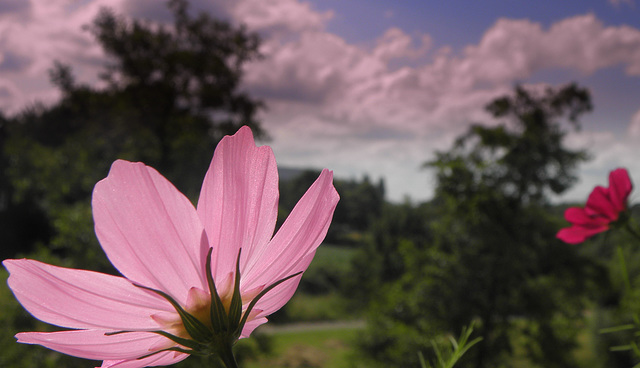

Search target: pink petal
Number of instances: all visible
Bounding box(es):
[197,126,279,281]
[3,259,170,330]
[248,252,314,320]
[557,224,608,244]
[16,330,171,361]
[608,168,633,213]
[241,169,339,294]
[585,186,617,221]
[92,160,208,303]
[241,317,268,338]
[100,351,188,368]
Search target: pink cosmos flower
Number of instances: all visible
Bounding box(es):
[557,168,632,244]
[3,126,339,368]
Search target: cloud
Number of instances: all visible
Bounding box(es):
[242,12,640,200]
[233,0,333,36]
[628,109,640,137]
[0,0,30,18]
[248,13,640,136]
[609,0,635,8]
[562,126,640,203]
[373,28,432,62]
[0,1,639,200]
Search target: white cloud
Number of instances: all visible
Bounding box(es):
[561,128,640,202]
[233,0,333,36]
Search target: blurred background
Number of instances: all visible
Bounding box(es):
[1,0,640,367]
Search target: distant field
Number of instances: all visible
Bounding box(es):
[242,323,363,368]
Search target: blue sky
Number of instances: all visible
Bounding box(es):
[313,0,639,44]
[1,0,639,202]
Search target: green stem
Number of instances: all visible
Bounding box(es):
[627,222,640,243]
[216,343,238,368]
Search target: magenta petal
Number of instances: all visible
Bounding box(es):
[585,186,617,221]
[100,351,188,368]
[16,330,170,361]
[197,126,279,281]
[564,207,607,226]
[557,224,608,244]
[564,207,591,225]
[3,259,169,330]
[608,168,633,213]
[242,169,339,291]
[92,160,208,303]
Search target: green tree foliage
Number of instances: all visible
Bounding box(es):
[358,84,607,367]
[1,0,263,266]
[345,200,435,309]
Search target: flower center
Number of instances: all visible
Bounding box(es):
[109,247,302,365]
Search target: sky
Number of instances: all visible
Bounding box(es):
[1,0,639,203]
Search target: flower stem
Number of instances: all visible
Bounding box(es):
[215,344,238,368]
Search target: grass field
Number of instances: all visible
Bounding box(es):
[241,322,364,368]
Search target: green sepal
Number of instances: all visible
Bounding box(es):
[227,248,244,332]
[150,330,208,351]
[136,346,204,360]
[205,247,230,333]
[133,283,212,343]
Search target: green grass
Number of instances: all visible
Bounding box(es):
[284,293,355,321]
[242,326,361,368]
[268,244,360,322]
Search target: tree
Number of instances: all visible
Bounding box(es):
[358,84,607,367]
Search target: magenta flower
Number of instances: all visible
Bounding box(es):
[3,126,339,368]
[557,168,633,244]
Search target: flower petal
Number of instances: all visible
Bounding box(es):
[608,168,633,213]
[3,259,170,330]
[92,160,208,303]
[585,186,617,221]
[557,224,608,244]
[564,207,607,226]
[241,169,339,292]
[249,253,314,320]
[241,317,268,338]
[100,351,188,368]
[197,126,279,281]
[16,330,171,361]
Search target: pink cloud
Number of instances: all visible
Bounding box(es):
[373,28,432,62]
[234,0,333,36]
